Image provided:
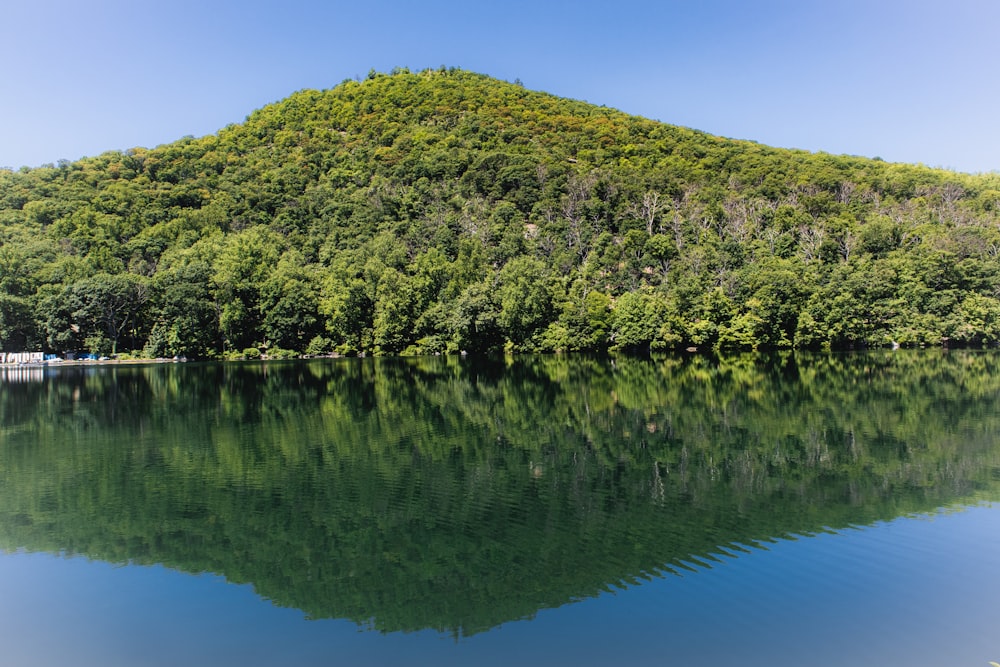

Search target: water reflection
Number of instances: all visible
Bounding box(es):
[0,364,44,383]
[1,351,999,636]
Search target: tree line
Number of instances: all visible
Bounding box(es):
[2,67,1000,358]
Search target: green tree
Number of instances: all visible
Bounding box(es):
[611,288,663,351]
[497,256,552,348]
[372,268,416,354]
[543,280,611,351]
[261,250,323,352]
[213,227,283,351]
[147,260,220,358]
[0,293,37,351]
[448,280,501,353]
[59,273,149,355]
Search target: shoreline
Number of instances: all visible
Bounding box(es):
[1,357,183,368]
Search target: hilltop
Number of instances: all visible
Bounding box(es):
[2,67,999,358]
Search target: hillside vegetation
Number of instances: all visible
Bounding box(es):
[2,67,1000,358]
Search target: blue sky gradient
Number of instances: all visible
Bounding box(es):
[2,0,997,172]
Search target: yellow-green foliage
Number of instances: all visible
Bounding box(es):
[3,68,1000,356]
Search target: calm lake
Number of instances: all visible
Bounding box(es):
[1,352,998,666]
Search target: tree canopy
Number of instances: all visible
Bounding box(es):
[3,67,1000,357]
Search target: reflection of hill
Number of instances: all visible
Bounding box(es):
[1,352,999,635]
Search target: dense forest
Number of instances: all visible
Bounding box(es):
[3,352,999,633]
[2,67,1000,358]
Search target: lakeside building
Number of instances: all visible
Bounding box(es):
[0,352,45,365]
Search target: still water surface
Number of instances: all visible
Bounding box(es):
[1,352,998,666]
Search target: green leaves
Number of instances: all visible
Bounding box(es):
[213,227,283,351]
[3,69,1000,357]
[37,272,149,354]
[497,256,552,348]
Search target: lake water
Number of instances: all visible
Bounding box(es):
[1,352,998,666]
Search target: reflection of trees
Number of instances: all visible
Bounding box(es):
[1,351,1000,635]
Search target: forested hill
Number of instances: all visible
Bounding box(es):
[2,67,1000,359]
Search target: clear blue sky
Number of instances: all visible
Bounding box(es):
[2,0,998,173]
